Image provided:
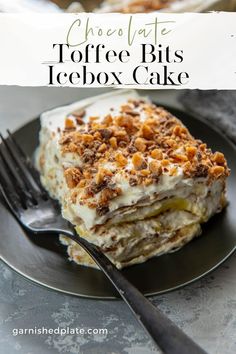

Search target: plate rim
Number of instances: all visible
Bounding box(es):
[1,246,235,300]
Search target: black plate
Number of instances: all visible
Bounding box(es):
[0,107,235,299]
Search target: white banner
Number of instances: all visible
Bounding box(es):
[0,12,235,89]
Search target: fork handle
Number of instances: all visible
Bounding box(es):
[67,232,207,354]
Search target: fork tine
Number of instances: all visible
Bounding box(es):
[4,131,48,199]
[0,140,35,208]
[0,132,38,200]
[0,153,24,213]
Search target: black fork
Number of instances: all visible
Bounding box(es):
[0,131,207,354]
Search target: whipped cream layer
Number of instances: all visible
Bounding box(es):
[60,178,225,269]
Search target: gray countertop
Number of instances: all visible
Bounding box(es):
[0,86,235,354]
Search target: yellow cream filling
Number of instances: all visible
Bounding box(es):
[109,198,193,225]
[75,197,204,238]
[143,198,190,219]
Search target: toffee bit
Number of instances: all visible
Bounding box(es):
[149,160,162,174]
[210,166,225,178]
[109,136,118,149]
[82,149,95,163]
[186,146,197,160]
[115,152,128,167]
[65,118,76,130]
[95,168,112,185]
[103,114,113,125]
[212,152,225,165]
[64,168,82,189]
[140,124,154,140]
[82,134,94,144]
[98,143,107,153]
[132,152,147,170]
[151,148,163,160]
[134,137,146,152]
[99,187,122,205]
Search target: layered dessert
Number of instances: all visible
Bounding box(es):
[36,90,229,269]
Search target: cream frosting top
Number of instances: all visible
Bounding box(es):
[38,90,228,229]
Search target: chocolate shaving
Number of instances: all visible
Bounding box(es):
[75,117,84,125]
[71,108,86,118]
[91,180,109,194]
[195,164,209,178]
[129,177,138,186]
[82,149,95,163]
[99,128,112,140]
[96,205,110,216]
[127,145,137,154]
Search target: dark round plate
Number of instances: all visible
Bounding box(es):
[0,107,235,299]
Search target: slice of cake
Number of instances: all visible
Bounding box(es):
[36,90,229,269]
